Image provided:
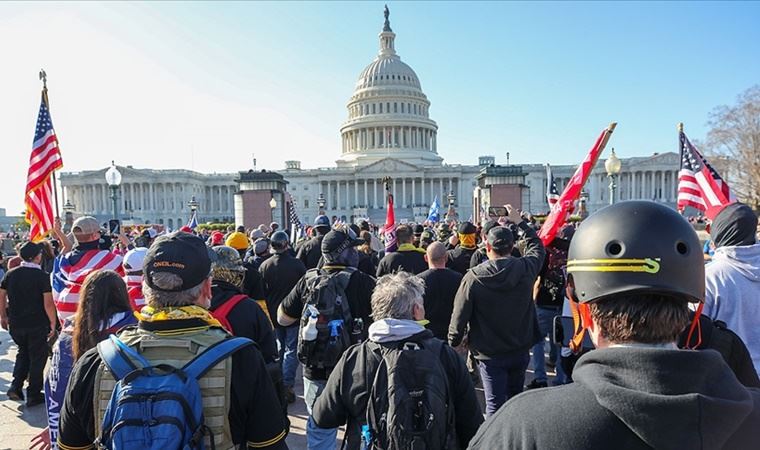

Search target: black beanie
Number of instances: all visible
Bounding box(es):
[710,203,758,248]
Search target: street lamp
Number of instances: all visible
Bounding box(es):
[446,189,457,220]
[605,148,622,205]
[270,196,277,223]
[105,161,122,220]
[317,193,326,215]
[579,190,590,219]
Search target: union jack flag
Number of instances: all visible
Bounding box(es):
[52,249,124,320]
[25,91,63,242]
[677,130,733,215]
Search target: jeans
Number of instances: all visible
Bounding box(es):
[531,306,566,384]
[10,326,49,396]
[477,351,530,416]
[276,325,299,388]
[303,376,337,450]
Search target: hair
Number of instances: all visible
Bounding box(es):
[143,272,206,308]
[72,270,132,360]
[358,231,373,254]
[371,272,425,321]
[489,244,513,257]
[589,293,691,344]
[396,225,413,244]
[426,241,447,265]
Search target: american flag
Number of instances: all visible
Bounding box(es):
[52,249,124,320]
[25,91,64,242]
[286,192,302,229]
[677,130,733,214]
[186,211,198,230]
[545,164,560,209]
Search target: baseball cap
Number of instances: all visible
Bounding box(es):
[253,238,270,256]
[144,232,212,292]
[322,226,363,255]
[72,216,100,235]
[210,231,225,246]
[458,222,477,235]
[179,226,193,233]
[487,226,515,250]
[19,241,43,261]
[123,247,148,273]
[314,215,331,229]
[249,229,265,240]
[482,219,498,236]
[142,228,159,239]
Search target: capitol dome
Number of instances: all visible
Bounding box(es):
[337,7,442,168]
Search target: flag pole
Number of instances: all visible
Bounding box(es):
[40,68,61,220]
[676,122,684,214]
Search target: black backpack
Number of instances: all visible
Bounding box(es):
[364,338,457,450]
[297,267,356,369]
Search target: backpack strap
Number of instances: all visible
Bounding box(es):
[210,294,248,333]
[97,335,152,381]
[183,337,254,380]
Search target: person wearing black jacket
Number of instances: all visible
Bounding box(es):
[376,225,427,276]
[469,220,521,269]
[469,201,760,450]
[296,215,331,270]
[313,272,482,450]
[446,222,478,276]
[418,242,462,341]
[449,205,545,416]
[259,231,307,403]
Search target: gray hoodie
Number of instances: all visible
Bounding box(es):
[704,243,760,376]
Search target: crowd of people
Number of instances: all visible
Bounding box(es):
[0,199,758,450]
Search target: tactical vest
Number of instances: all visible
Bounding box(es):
[93,326,235,450]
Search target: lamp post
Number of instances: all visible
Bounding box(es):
[62,199,76,233]
[579,190,590,219]
[317,193,326,215]
[445,189,457,221]
[605,148,622,205]
[269,196,277,224]
[105,161,122,220]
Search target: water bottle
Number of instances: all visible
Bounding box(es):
[302,306,319,341]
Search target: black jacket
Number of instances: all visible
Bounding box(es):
[296,234,326,270]
[210,281,278,364]
[468,347,760,450]
[258,252,307,327]
[449,221,545,359]
[446,246,476,276]
[357,250,379,277]
[418,268,463,340]
[313,330,483,450]
[376,246,427,277]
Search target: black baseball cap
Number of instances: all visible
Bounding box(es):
[19,242,43,261]
[458,222,477,235]
[487,226,515,250]
[322,227,363,255]
[144,232,214,292]
[482,219,498,236]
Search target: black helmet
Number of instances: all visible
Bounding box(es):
[270,231,289,251]
[567,201,704,304]
[314,215,331,229]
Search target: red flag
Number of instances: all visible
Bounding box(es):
[676,127,734,219]
[384,182,397,253]
[25,90,63,242]
[538,123,617,246]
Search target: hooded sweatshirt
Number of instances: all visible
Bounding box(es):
[313,318,483,450]
[448,221,545,358]
[704,243,760,376]
[468,347,760,450]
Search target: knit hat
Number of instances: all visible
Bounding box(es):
[253,238,270,256]
[225,231,249,250]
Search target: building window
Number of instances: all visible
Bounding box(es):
[401,103,405,113]
[372,104,376,114]
[303,184,309,190]
[379,103,383,113]
[387,102,390,111]
[394,103,398,113]
[304,199,309,208]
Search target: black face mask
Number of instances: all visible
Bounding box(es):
[711,203,758,248]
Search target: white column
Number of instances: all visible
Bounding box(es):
[402,178,407,207]
[364,179,368,208]
[392,178,397,204]
[327,181,333,210]
[411,178,416,207]
[337,181,341,211]
[354,180,358,208]
[429,177,434,202]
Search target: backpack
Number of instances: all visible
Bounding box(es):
[209,294,248,333]
[296,267,356,369]
[96,334,252,450]
[363,338,457,450]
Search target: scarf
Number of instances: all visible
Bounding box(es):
[398,243,426,253]
[458,233,477,250]
[20,261,42,269]
[136,305,223,328]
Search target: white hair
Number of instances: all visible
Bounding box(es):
[143,272,205,307]
[371,272,425,321]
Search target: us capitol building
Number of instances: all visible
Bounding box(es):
[60,8,681,229]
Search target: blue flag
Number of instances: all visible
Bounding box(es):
[186,211,198,230]
[427,196,440,223]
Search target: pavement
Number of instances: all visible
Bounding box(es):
[0,329,556,450]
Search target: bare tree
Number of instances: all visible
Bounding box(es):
[703,85,760,210]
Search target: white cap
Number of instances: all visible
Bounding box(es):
[123,247,148,273]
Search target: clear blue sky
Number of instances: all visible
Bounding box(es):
[1,1,758,213]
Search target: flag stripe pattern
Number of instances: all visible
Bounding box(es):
[52,249,124,320]
[286,193,302,229]
[677,131,733,212]
[384,185,397,253]
[538,124,615,247]
[186,211,198,230]
[546,164,560,207]
[25,93,64,242]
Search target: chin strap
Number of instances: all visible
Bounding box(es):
[684,302,704,349]
[568,300,591,354]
